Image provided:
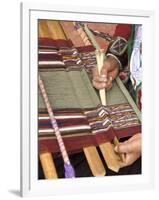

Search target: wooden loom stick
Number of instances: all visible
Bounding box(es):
[59,21,106,176]
[46,20,66,40]
[39,75,75,178]
[38,20,52,38]
[39,151,58,179]
[95,49,107,105]
[83,146,106,176]
[84,24,121,171]
[95,49,120,172]
[96,50,125,162]
[84,24,101,50]
[101,50,124,163]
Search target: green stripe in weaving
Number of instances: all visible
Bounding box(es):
[38,69,100,109]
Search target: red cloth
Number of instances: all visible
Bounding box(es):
[39,125,141,154]
[114,24,132,40]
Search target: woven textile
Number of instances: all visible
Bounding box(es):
[38,20,141,156]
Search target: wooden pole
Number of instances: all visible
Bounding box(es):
[95,49,120,172]
[39,152,58,179]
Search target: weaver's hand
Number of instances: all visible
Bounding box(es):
[114,133,142,168]
[92,56,119,90]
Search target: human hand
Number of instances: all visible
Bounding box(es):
[92,56,119,90]
[114,133,142,168]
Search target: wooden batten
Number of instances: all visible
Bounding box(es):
[38,20,52,38]
[39,152,58,179]
[46,20,66,40]
[95,49,122,172]
[99,143,120,173]
[83,146,106,176]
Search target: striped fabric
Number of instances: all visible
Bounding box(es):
[39,103,141,154]
[38,38,96,72]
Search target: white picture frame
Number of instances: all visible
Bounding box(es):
[20,2,155,197]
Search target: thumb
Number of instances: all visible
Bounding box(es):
[114,143,133,154]
[115,140,141,154]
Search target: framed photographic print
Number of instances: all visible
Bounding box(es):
[20,2,155,197]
